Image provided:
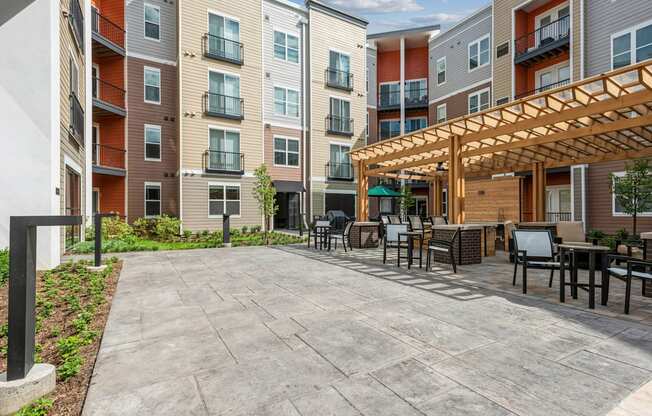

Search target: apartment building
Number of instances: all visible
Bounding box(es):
[0,0,92,268]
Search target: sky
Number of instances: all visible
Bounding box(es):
[289,0,491,34]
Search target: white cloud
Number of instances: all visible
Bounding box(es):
[410,12,464,24]
[322,0,424,13]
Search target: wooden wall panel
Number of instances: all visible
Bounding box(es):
[464,176,522,223]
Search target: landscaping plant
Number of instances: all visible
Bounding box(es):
[399,185,416,221]
[252,164,278,245]
[610,158,652,237]
[0,248,8,287]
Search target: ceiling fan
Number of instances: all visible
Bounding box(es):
[435,162,448,172]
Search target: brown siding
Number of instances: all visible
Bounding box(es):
[465,176,522,223]
[587,160,652,234]
[428,82,492,124]
[264,126,303,182]
[126,57,179,221]
[367,108,378,144]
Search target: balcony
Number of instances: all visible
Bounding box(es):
[378,88,428,111]
[91,8,126,57]
[203,150,245,175]
[92,144,126,176]
[546,211,572,222]
[204,92,244,120]
[514,79,570,99]
[68,0,84,53]
[326,115,354,137]
[69,92,84,146]
[514,15,570,66]
[325,68,353,91]
[326,162,354,181]
[203,33,244,65]
[404,88,428,109]
[92,77,126,117]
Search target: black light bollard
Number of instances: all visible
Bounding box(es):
[223,214,231,247]
[7,215,82,381]
[94,212,115,267]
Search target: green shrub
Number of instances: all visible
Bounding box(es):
[183,230,193,240]
[0,248,8,286]
[16,398,53,416]
[251,225,262,233]
[84,226,95,241]
[154,215,181,241]
[102,216,133,240]
[132,217,157,238]
[587,229,606,240]
[241,226,249,234]
[615,228,630,242]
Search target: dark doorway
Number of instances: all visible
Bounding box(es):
[275,192,300,229]
[65,167,81,248]
[325,193,355,218]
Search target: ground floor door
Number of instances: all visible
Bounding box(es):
[325,193,355,218]
[274,192,301,229]
[65,167,81,248]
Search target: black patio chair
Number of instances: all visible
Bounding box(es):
[512,229,563,294]
[330,221,353,252]
[308,220,331,249]
[383,224,409,265]
[388,215,401,224]
[426,228,459,273]
[430,215,448,225]
[604,255,652,314]
[408,215,431,240]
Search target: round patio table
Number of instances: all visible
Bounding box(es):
[559,243,611,309]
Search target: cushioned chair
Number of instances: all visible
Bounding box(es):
[383,224,409,266]
[330,221,353,252]
[604,255,652,314]
[426,228,459,273]
[512,229,564,294]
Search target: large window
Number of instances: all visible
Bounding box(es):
[329,143,352,179]
[209,184,241,217]
[273,87,299,117]
[144,124,161,161]
[328,50,351,88]
[208,71,240,116]
[405,117,427,133]
[405,79,427,104]
[612,21,652,70]
[274,137,299,167]
[144,67,161,104]
[468,88,490,114]
[144,4,160,41]
[208,13,240,61]
[436,57,446,85]
[379,119,401,139]
[379,82,400,107]
[329,97,351,133]
[535,63,570,92]
[145,182,161,217]
[208,127,240,171]
[436,104,447,123]
[468,34,490,71]
[274,31,299,63]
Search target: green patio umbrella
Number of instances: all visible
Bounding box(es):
[367,185,401,197]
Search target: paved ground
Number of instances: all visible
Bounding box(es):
[83,246,652,416]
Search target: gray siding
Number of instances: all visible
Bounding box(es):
[428,6,492,103]
[585,0,652,77]
[126,0,177,62]
[367,47,377,107]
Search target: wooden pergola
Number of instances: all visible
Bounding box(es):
[352,61,652,224]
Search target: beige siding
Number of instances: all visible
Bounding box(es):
[310,181,357,217]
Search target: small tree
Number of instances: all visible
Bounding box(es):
[399,185,416,221]
[610,159,652,238]
[253,164,278,244]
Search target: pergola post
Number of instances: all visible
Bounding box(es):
[356,160,369,221]
[448,135,464,224]
[429,177,442,216]
[532,162,546,222]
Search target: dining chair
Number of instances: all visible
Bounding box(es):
[512,229,563,294]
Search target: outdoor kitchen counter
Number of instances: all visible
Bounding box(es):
[431,225,482,265]
[351,222,380,248]
[642,232,652,260]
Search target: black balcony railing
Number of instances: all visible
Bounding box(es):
[546,211,572,222]
[92,8,125,50]
[379,88,428,109]
[326,115,354,136]
[204,92,244,119]
[404,88,428,107]
[92,143,126,170]
[514,79,570,99]
[69,92,84,146]
[204,33,244,64]
[93,77,126,111]
[204,150,244,174]
[69,0,84,53]
[326,162,354,181]
[515,15,570,60]
[325,68,353,91]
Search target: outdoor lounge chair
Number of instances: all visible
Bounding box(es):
[512,229,563,294]
[604,255,652,314]
[426,227,459,273]
[383,224,409,265]
[330,221,353,252]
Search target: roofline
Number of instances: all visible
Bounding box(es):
[266,0,308,14]
[367,24,441,40]
[428,3,492,45]
[305,0,368,27]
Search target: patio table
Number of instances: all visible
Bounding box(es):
[398,231,423,269]
[559,243,610,309]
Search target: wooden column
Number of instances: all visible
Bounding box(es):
[532,162,546,222]
[356,160,369,221]
[448,135,465,224]
[429,177,442,216]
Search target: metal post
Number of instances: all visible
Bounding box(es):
[7,215,82,380]
[93,213,114,267]
[223,214,231,247]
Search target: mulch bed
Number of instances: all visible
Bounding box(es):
[0,259,122,415]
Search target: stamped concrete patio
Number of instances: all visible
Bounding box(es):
[82,246,652,416]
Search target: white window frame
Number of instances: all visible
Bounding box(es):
[534,1,569,31]
[534,61,570,91]
[208,182,241,219]
[436,103,447,124]
[144,182,161,218]
[273,136,300,168]
[405,116,427,133]
[468,87,490,114]
[379,118,401,139]
[273,86,299,118]
[144,3,161,42]
[467,33,490,72]
[144,66,161,105]
[611,171,652,217]
[274,29,300,64]
[436,56,446,86]
[610,19,652,70]
[144,124,162,162]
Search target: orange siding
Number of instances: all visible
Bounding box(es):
[93,174,125,215]
[405,47,428,80]
[377,50,400,83]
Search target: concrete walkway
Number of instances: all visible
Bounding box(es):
[83,246,652,416]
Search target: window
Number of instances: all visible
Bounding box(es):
[329,97,351,132]
[145,183,161,217]
[274,31,299,63]
[273,87,299,117]
[144,4,160,41]
[145,125,161,161]
[405,117,427,133]
[208,127,241,171]
[535,63,570,92]
[328,50,351,88]
[436,104,447,123]
[208,13,240,61]
[144,67,161,104]
[274,137,299,167]
[436,57,446,85]
[611,171,652,216]
[496,97,509,106]
[379,82,400,107]
[69,54,79,97]
[379,119,401,139]
[366,112,369,139]
[329,143,352,179]
[468,88,490,114]
[209,184,240,217]
[468,34,490,71]
[405,79,427,104]
[612,21,652,70]
[496,42,509,59]
[208,71,241,116]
